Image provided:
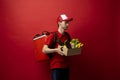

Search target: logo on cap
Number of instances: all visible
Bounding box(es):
[57,14,73,23]
[61,14,68,20]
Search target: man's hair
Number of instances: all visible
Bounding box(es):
[57,21,61,27]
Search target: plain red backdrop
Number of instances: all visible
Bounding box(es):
[0,0,120,80]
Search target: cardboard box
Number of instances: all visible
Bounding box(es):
[62,46,82,56]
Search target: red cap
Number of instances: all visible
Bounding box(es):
[57,14,73,23]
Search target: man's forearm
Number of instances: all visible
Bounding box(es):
[42,45,57,54]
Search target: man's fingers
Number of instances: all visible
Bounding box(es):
[58,50,64,56]
[57,46,65,56]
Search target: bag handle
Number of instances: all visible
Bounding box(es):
[33,34,41,38]
[42,31,50,35]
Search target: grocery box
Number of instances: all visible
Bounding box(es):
[61,46,82,56]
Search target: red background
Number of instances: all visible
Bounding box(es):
[0,0,120,80]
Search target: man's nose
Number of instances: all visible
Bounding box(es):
[66,23,69,26]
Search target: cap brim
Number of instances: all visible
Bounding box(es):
[65,18,73,22]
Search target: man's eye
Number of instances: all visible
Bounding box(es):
[66,22,68,24]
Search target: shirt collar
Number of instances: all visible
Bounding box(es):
[57,31,65,38]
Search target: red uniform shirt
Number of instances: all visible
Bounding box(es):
[45,31,71,69]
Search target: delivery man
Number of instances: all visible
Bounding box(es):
[42,14,73,80]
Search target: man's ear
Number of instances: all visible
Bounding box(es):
[58,21,61,26]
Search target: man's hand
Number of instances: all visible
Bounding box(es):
[56,46,64,56]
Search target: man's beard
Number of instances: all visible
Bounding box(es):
[64,26,68,30]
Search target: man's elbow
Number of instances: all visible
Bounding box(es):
[42,48,46,53]
[42,45,48,53]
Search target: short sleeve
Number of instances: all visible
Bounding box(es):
[44,33,54,47]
